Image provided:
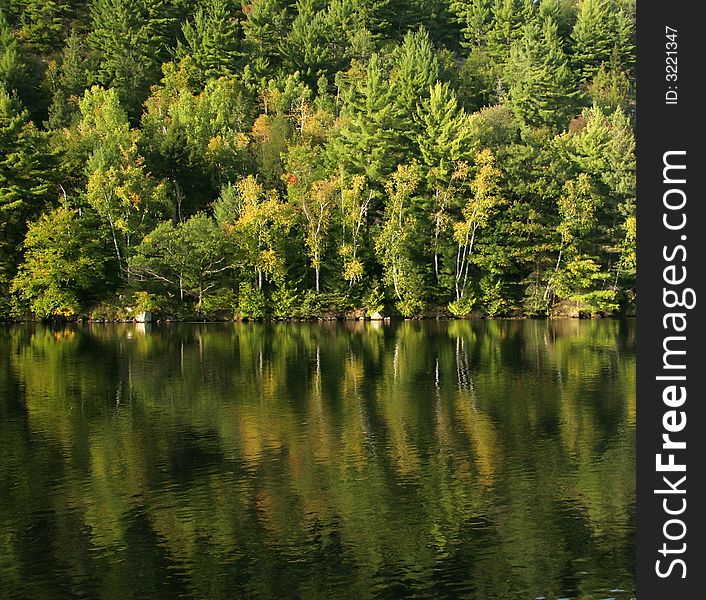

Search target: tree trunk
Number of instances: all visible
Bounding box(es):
[543,247,563,302]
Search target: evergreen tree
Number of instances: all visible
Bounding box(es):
[14,0,70,53]
[414,82,472,184]
[485,0,535,63]
[242,0,290,77]
[330,54,403,184]
[505,17,580,130]
[46,32,90,128]
[390,27,439,122]
[451,0,492,50]
[281,0,337,84]
[571,0,634,83]
[89,0,162,118]
[0,88,55,310]
[176,0,242,86]
[0,10,25,95]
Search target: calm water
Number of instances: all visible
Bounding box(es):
[0,320,635,599]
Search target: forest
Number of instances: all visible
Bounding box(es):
[0,0,636,320]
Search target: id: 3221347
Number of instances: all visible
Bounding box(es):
[665,26,678,105]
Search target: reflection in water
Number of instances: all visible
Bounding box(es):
[0,320,635,599]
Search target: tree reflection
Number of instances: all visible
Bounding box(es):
[0,320,635,598]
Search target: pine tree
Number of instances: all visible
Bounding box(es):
[390,27,439,121]
[451,0,492,50]
[485,0,536,64]
[47,32,90,128]
[14,0,70,53]
[414,82,472,184]
[0,10,24,95]
[329,54,403,184]
[571,0,634,83]
[0,87,55,310]
[505,18,580,130]
[281,0,341,85]
[242,0,290,77]
[176,0,242,86]
[89,0,162,118]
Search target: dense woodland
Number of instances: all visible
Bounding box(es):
[0,0,635,320]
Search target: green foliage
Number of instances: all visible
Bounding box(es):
[237,280,266,319]
[0,10,25,94]
[415,82,472,181]
[362,279,385,315]
[11,206,109,317]
[271,283,300,318]
[571,0,634,83]
[0,87,55,310]
[176,0,242,86]
[553,255,618,314]
[89,0,162,118]
[131,213,238,312]
[448,292,476,317]
[0,0,635,320]
[505,17,580,129]
[330,53,403,184]
[375,163,426,314]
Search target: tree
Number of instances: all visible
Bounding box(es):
[374,163,426,316]
[505,17,580,130]
[571,0,634,83]
[0,10,24,95]
[281,0,338,85]
[89,0,161,117]
[330,54,403,184]
[0,87,55,311]
[141,67,254,217]
[14,0,70,53]
[46,32,90,128]
[300,177,337,292]
[214,177,294,290]
[176,0,242,86]
[131,213,239,311]
[542,172,612,311]
[11,205,110,317]
[77,87,168,278]
[414,82,472,183]
[338,173,372,287]
[390,27,439,131]
[451,0,492,50]
[485,0,536,63]
[242,0,290,77]
[453,149,504,302]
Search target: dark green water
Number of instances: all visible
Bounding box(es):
[0,320,635,599]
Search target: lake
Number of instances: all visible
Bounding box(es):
[0,320,635,599]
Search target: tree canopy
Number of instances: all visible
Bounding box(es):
[1,0,635,320]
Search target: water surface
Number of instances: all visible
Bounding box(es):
[0,320,635,599]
